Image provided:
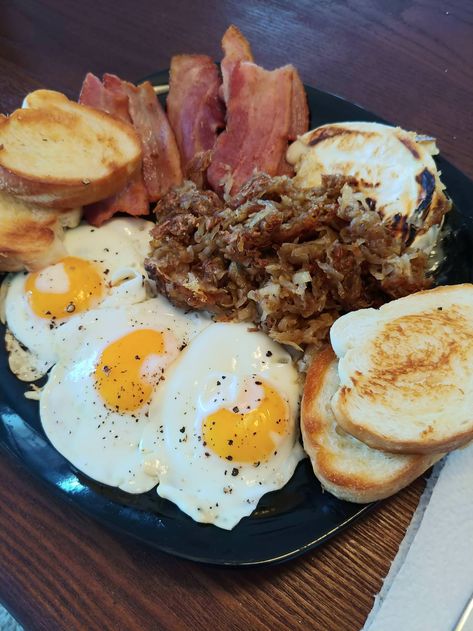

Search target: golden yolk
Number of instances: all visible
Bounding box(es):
[94,329,165,413]
[25,256,104,319]
[202,381,289,464]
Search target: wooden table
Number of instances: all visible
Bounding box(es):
[0,1,472,629]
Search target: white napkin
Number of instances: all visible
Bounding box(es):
[362,442,473,631]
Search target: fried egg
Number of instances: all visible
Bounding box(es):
[140,322,304,530]
[39,297,210,493]
[287,122,451,249]
[2,217,154,379]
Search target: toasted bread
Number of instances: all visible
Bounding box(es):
[0,90,142,208]
[330,284,473,454]
[286,122,451,249]
[0,189,80,271]
[301,346,440,503]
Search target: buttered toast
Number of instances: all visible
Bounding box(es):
[0,189,80,271]
[301,347,440,503]
[330,284,473,454]
[0,90,142,208]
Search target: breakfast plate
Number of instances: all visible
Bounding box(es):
[0,70,472,566]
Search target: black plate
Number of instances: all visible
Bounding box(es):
[1,71,472,567]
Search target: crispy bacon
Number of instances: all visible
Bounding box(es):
[167,55,225,180]
[79,73,149,226]
[125,81,183,201]
[220,25,254,104]
[207,62,294,195]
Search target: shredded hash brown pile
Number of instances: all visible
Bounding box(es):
[145,174,432,354]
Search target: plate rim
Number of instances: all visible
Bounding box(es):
[1,71,470,566]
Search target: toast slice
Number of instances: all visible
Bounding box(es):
[286,122,451,249]
[0,90,142,208]
[301,346,440,503]
[330,284,473,454]
[0,189,80,271]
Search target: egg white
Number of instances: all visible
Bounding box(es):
[140,322,304,530]
[3,217,155,379]
[39,297,210,493]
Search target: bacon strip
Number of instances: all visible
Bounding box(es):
[212,27,309,190]
[220,25,254,104]
[125,81,183,202]
[207,62,294,195]
[83,174,149,227]
[102,73,133,120]
[167,55,225,180]
[278,67,310,176]
[79,72,130,121]
[79,73,148,226]
[288,67,309,141]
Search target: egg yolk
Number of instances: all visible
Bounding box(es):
[25,256,104,319]
[202,380,289,464]
[94,329,166,413]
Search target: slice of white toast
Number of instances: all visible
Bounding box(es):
[0,189,80,271]
[301,346,440,503]
[330,284,473,454]
[0,90,142,208]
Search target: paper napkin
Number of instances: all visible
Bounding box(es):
[363,442,473,631]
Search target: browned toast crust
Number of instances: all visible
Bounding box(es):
[301,347,440,503]
[331,286,473,454]
[0,91,142,208]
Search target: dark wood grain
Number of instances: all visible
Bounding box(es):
[0,1,472,630]
[0,451,425,631]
